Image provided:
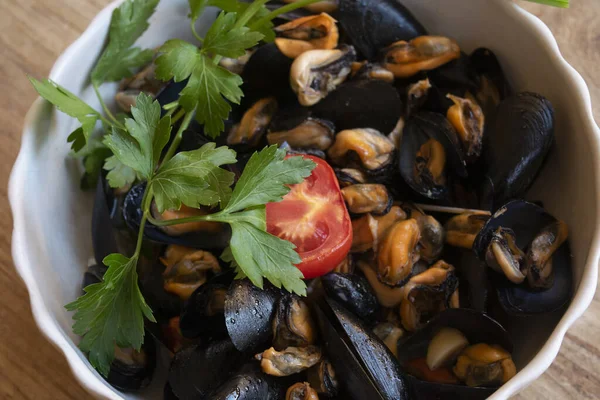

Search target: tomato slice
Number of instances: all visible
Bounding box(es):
[266,155,352,279]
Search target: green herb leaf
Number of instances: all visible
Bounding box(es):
[523,0,569,8]
[208,0,274,41]
[29,78,101,150]
[156,39,244,137]
[104,155,138,189]
[91,0,159,84]
[223,145,315,214]
[103,93,171,180]
[203,12,264,58]
[189,0,210,21]
[150,142,237,212]
[229,215,307,295]
[65,253,154,377]
[79,138,112,190]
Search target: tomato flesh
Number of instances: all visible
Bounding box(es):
[266,155,352,279]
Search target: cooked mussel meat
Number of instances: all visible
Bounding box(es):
[337,0,426,59]
[445,212,489,249]
[275,13,338,59]
[219,49,254,75]
[485,228,526,284]
[267,117,335,150]
[405,78,432,117]
[351,205,407,253]
[470,48,509,117]
[373,322,404,358]
[273,294,317,350]
[179,281,228,339]
[341,183,392,215]
[358,261,406,308]
[291,45,356,106]
[446,94,484,160]
[335,168,367,187]
[383,36,461,79]
[377,219,421,287]
[286,382,320,400]
[256,346,322,376]
[227,97,278,147]
[400,112,467,199]
[453,344,516,387]
[328,128,395,172]
[115,58,164,112]
[526,220,568,290]
[480,92,554,209]
[160,245,221,299]
[307,360,338,397]
[322,272,379,321]
[415,214,444,263]
[400,260,459,331]
[351,61,395,83]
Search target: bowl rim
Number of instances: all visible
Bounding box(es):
[9,0,600,399]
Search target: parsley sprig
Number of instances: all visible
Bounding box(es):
[30,0,321,377]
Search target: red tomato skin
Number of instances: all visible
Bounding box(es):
[266,155,352,279]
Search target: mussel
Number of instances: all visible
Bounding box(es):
[107,332,156,392]
[473,200,572,315]
[351,206,407,253]
[341,183,392,215]
[211,365,286,400]
[227,97,278,147]
[399,112,467,200]
[290,45,357,106]
[316,297,410,399]
[123,183,231,249]
[272,294,317,350]
[179,281,228,339]
[256,346,323,376]
[336,0,427,60]
[321,272,379,321]
[115,58,164,112]
[286,382,320,400]
[312,79,403,134]
[267,117,335,151]
[351,61,395,83]
[307,359,338,397]
[480,92,554,210]
[327,128,395,173]
[275,13,339,58]
[377,219,421,287]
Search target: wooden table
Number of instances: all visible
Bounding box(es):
[0,0,598,398]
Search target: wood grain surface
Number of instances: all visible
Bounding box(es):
[0,0,598,398]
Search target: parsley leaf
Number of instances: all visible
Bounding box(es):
[91,0,159,84]
[103,93,171,181]
[150,143,237,212]
[223,145,316,214]
[155,39,244,138]
[65,253,154,377]
[208,0,275,41]
[189,0,209,21]
[79,138,112,190]
[203,12,263,58]
[228,214,307,295]
[104,155,138,189]
[29,78,101,151]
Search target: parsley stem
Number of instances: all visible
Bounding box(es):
[190,20,204,43]
[92,82,124,129]
[163,100,179,111]
[147,213,214,227]
[235,0,271,29]
[171,108,186,125]
[162,110,195,162]
[249,0,323,30]
[135,186,153,257]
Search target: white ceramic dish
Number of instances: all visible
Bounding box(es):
[9,0,600,398]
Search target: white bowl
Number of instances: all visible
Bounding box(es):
[9,0,600,398]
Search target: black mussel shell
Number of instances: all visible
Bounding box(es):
[473,200,572,315]
[107,332,156,392]
[168,340,247,400]
[92,176,119,266]
[406,376,496,400]
[225,279,282,352]
[336,0,427,60]
[480,92,554,210]
[312,80,403,134]
[164,383,179,400]
[316,297,410,400]
[122,183,231,250]
[179,282,229,340]
[82,264,107,289]
[156,80,188,112]
[399,112,467,200]
[451,249,490,313]
[470,48,510,106]
[210,364,286,400]
[321,273,379,322]
[241,44,295,110]
[138,251,182,321]
[427,53,477,92]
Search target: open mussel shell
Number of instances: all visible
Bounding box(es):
[137,250,182,321]
[427,52,477,93]
[122,183,231,250]
[473,200,572,315]
[336,0,427,60]
[179,280,229,340]
[225,279,282,352]
[316,297,410,400]
[399,112,467,200]
[397,308,512,400]
[469,48,510,116]
[210,363,287,400]
[168,339,247,400]
[480,92,554,210]
[107,331,157,392]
